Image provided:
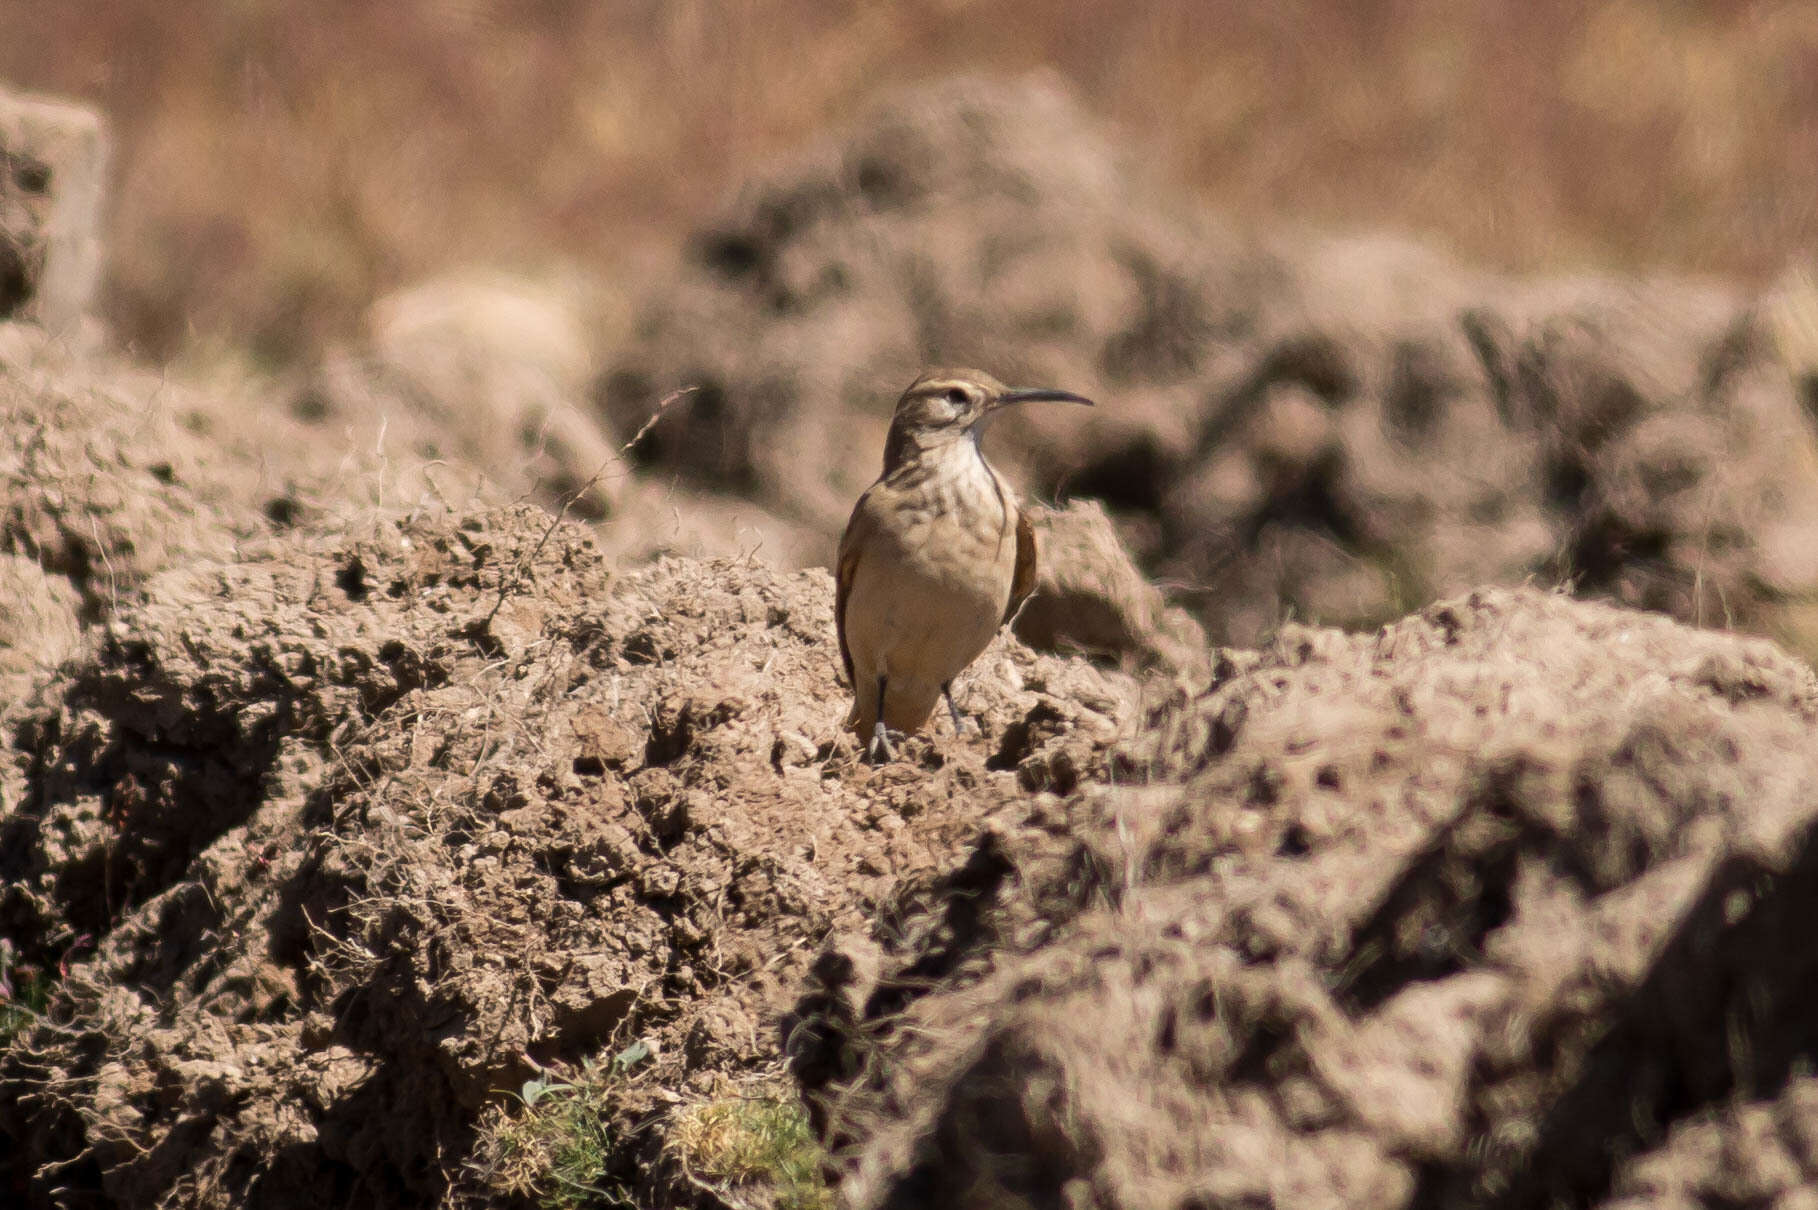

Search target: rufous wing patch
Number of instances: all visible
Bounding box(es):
[1005,506,1037,626]
[834,494,870,687]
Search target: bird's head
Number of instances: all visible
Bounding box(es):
[882,368,1094,471]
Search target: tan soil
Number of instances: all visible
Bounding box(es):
[9,71,1818,1210]
[797,586,1818,1208]
[0,485,1138,1207]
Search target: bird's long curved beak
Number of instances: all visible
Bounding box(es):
[995,387,1096,409]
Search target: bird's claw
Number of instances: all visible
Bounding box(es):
[866,725,902,764]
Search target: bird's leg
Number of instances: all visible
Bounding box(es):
[867,675,898,763]
[943,681,964,733]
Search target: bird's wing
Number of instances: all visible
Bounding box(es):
[834,492,871,688]
[1004,505,1038,627]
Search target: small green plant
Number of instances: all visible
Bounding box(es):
[475,1040,655,1209]
[0,940,53,1046]
[668,1088,833,1210]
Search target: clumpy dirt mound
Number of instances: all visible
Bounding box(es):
[1599,1078,1818,1209]
[594,72,1258,662]
[1163,263,1818,651]
[597,73,1259,540]
[0,358,264,626]
[297,271,631,523]
[796,586,1818,1208]
[1014,499,1207,675]
[0,334,519,649]
[0,347,499,755]
[0,501,1140,1208]
[601,74,1818,655]
[0,553,80,707]
[0,86,108,331]
[1465,279,1818,637]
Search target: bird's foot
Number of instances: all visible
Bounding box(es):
[943,685,966,735]
[866,725,904,764]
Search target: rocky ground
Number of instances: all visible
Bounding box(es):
[9,73,1818,1210]
[798,586,1818,1208]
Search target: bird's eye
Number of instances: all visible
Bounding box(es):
[945,387,968,406]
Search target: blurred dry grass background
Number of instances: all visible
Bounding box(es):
[2,0,1816,368]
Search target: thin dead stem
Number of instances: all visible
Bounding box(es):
[477,385,695,632]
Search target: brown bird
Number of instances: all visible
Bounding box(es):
[836,368,1094,761]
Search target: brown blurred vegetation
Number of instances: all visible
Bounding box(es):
[2,0,1816,368]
